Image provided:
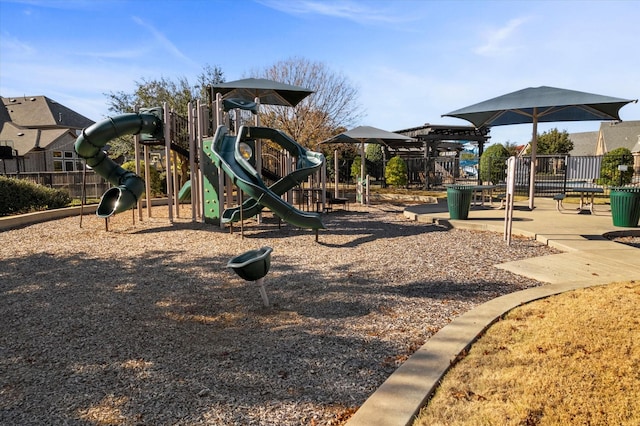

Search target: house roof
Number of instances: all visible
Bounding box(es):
[0,121,72,156]
[0,95,94,155]
[568,131,599,156]
[596,120,640,154]
[1,96,94,129]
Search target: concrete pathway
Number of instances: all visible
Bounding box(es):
[346,197,639,426]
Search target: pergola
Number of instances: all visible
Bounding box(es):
[392,124,491,188]
[393,123,490,154]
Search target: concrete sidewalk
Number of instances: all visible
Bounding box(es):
[346,197,639,426]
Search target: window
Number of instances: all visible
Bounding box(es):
[53,160,63,171]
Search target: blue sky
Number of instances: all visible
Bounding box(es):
[1,0,639,146]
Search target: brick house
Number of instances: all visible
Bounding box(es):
[0,96,95,173]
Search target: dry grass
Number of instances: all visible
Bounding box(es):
[414,280,640,426]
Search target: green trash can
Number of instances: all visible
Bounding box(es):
[610,187,640,227]
[447,185,474,220]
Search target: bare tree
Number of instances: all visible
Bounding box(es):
[248,56,363,151]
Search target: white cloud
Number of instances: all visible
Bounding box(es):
[258,0,419,25]
[131,16,199,68]
[474,17,529,57]
[0,32,36,55]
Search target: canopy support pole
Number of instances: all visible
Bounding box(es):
[528,108,538,210]
[360,141,365,205]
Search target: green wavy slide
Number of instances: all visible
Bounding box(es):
[209,125,325,230]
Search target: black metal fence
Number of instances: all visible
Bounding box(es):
[487,155,620,196]
[4,155,635,200]
[3,171,111,199]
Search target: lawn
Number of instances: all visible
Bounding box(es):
[414,280,640,425]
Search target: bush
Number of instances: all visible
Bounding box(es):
[479,144,509,184]
[384,156,408,187]
[350,156,366,182]
[365,144,384,179]
[597,147,634,186]
[0,176,72,216]
[121,160,164,196]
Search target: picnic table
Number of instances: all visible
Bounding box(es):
[566,186,604,214]
[471,184,501,207]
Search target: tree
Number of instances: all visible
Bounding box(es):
[365,143,384,180]
[526,128,574,154]
[103,64,225,158]
[597,147,634,186]
[504,141,521,157]
[385,156,408,187]
[350,156,365,182]
[106,64,224,116]
[248,56,364,151]
[479,144,509,183]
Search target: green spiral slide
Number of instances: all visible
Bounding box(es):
[74,108,163,218]
[208,125,325,230]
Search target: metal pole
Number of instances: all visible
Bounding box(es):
[164,103,174,223]
[334,149,339,198]
[254,97,262,224]
[134,105,143,222]
[144,145,152,218]
[528,109,538,210]
[239,188,244,239]
[80,163,86,228]
[188,101,197,222]
[360,141,365,205]
[256,277,269,307]
[172,149,179,217]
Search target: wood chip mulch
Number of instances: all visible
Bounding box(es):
[1,203,560,425]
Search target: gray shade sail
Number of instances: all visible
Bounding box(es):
[320,125,416,148]
[443,86,636,128]
[210,78,314,107]
[443,86,637,209]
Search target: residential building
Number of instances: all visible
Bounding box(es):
[594,120,640,155]
[0,96,95,173]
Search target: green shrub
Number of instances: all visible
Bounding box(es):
[365,144,384,179]
[350,156,366,182]
[597,147,634,186]
[121,160,164,196]
[385,156,408,187]
[0,176,72,216]
[479,144,509,184]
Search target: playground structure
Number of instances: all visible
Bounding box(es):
[74,87,331,233]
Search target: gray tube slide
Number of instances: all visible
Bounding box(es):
[74,109,163,218]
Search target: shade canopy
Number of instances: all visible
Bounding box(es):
[443,86,637,209]
[210,78,314,107]
[321,126,416,197]
[443,86,636,128]
[320,125,415,149]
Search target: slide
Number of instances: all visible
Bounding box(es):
[74,108,164,217]
[178,180,191,202]
[209,125,325,230]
